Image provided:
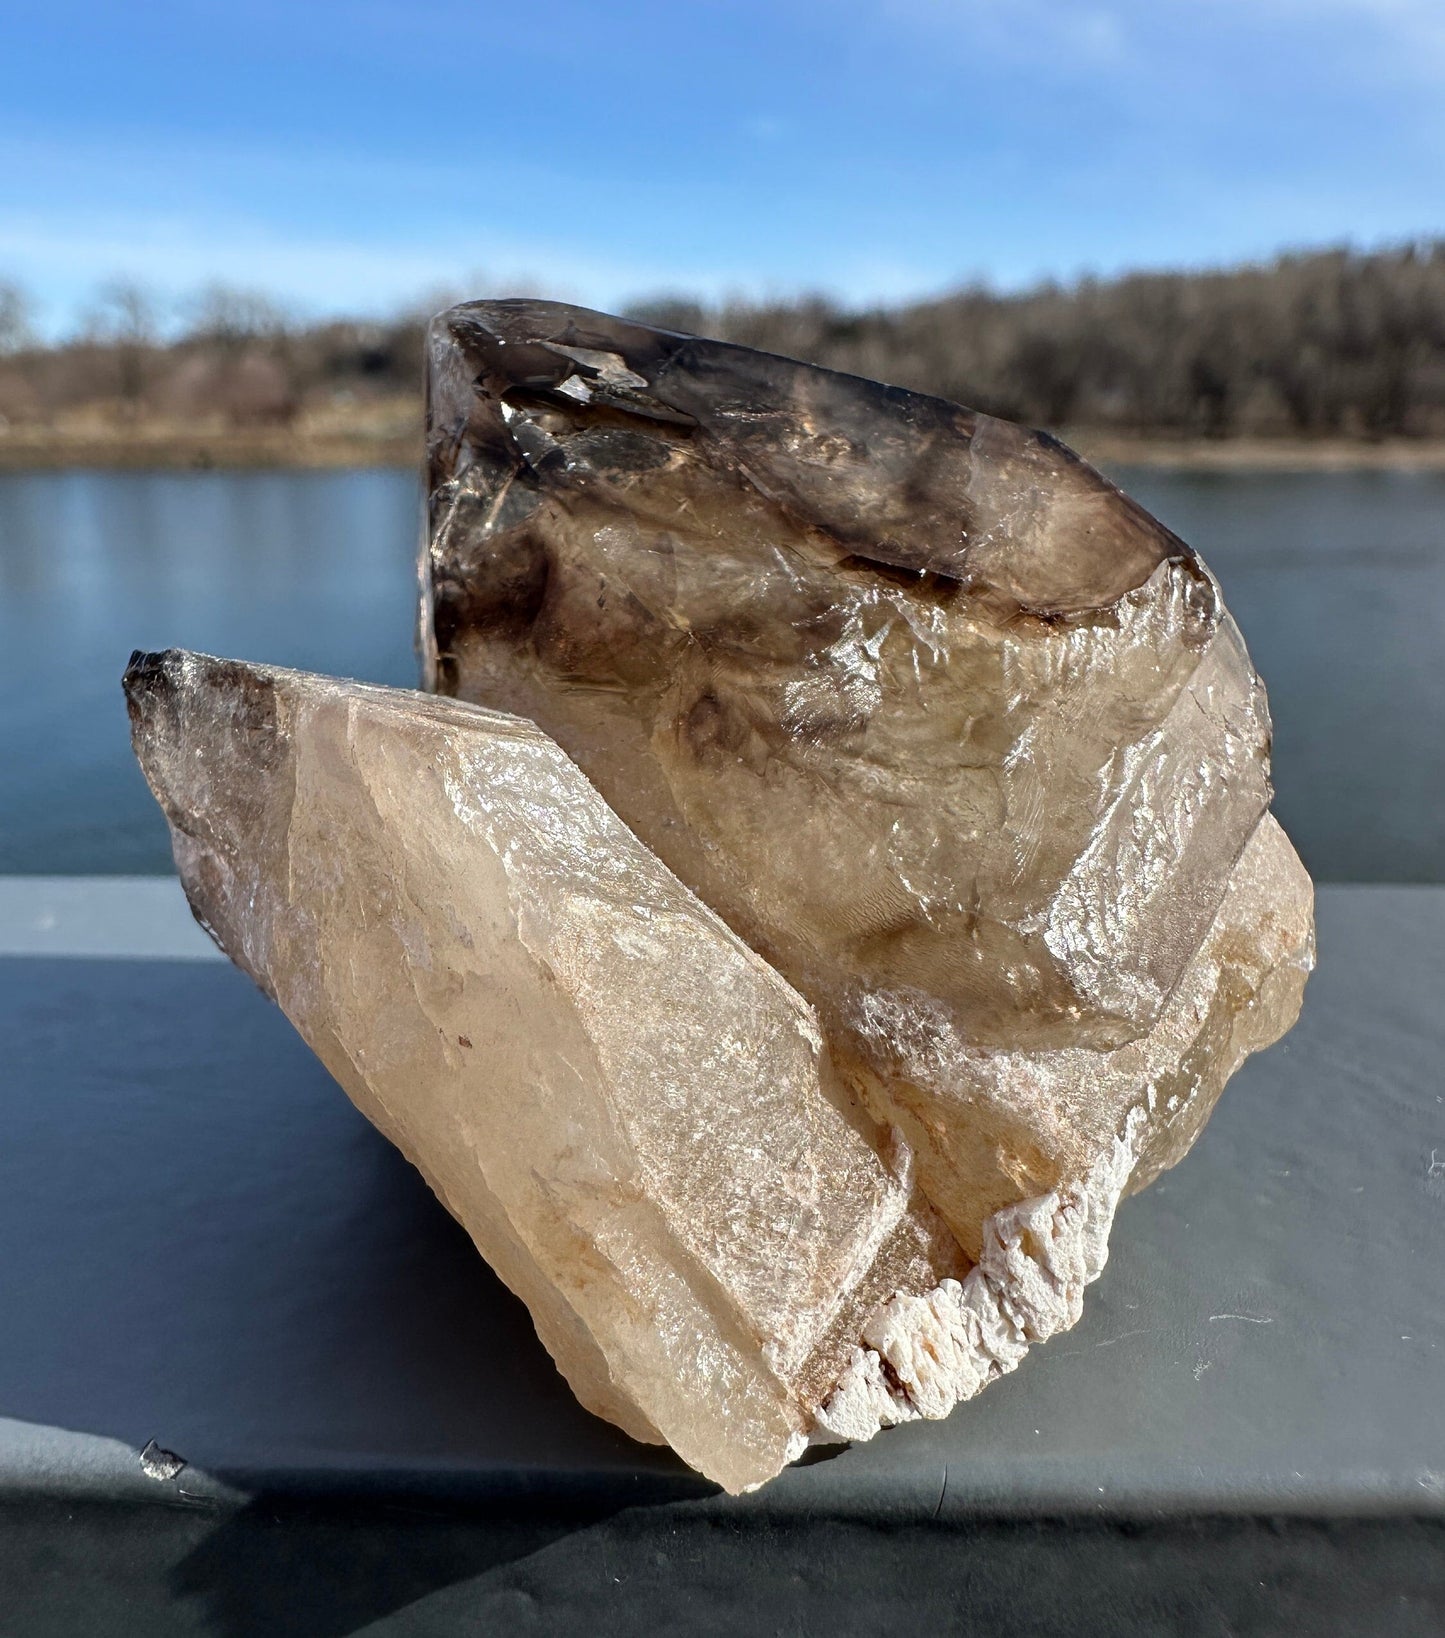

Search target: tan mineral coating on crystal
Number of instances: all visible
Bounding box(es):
[421,299,1314,1260]
[124,651,968,1493]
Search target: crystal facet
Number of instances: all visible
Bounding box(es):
[421,300,1314,1255]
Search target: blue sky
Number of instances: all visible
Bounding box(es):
[2,0,1443,332]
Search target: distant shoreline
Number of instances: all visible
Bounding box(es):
[0,424,419,473]
[4,418,1445,474]
[1072,433,1445,473]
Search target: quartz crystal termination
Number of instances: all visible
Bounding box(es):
[421,299,1315,1261]
[124,650,971,1493]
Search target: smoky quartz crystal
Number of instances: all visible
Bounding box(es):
[124,302,1312,1492]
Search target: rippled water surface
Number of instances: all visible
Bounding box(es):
[1,464,1441,879]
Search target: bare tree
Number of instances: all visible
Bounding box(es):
[85,280,161,415]
[630,240,1445,440]
[182,283,290,348]
[0,282,35,354]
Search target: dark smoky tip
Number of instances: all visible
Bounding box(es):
[122,648,180,703]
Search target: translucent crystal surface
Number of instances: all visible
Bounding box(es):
[421,300,1314,1254]
[124,651,966,1492]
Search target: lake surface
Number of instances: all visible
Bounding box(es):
[1,465,1441,880]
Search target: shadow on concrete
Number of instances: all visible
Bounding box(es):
[4,1497,1443,1637]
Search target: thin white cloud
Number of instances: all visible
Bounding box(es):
[0,214,648,326]
[875,0,1134,72]
[0,207,952,336]
[881,0,1445,84]
[1189,0,1445,80]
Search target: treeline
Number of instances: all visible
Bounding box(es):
[634,241,1445,439]
[2,242,1444,440]
[0,281,430,429]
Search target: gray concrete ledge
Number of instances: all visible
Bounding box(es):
[0,876,221,960]
[1,881,1442,1524]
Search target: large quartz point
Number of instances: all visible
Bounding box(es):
[421,299,1314,1255]
[124,651,968,1493]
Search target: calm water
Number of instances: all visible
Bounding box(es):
[0,465,1441,880]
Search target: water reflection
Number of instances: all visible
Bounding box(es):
[1,464,1441,880]
[1117,466,1445,884]
[0,469,421,873]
